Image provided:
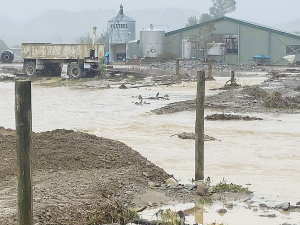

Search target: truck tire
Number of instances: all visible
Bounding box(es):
[1,51,14,63]
[23,62,36,76]
[67,63,82,78]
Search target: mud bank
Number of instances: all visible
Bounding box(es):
[152,72,300,115]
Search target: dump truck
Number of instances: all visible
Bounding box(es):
[21,27,104,78]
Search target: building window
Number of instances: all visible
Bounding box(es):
[286,45,300,54]
[223,35,238,54]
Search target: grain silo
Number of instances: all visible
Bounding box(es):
[107,5,136,62]
[140,24,165,58]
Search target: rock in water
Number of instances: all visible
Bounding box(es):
[225,203,233,209]
[216,208,227,214]
[165,178,177,185]
[275,202,290,211]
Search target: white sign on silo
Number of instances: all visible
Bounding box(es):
[107,5,136,44]
[140,24,165,58]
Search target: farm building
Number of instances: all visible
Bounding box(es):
[165,16,300,65]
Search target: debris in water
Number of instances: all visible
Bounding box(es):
[171,132,216,141]
[119,84,128,89]
[205,113,263,121]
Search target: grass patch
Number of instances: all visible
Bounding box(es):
[215,179,251,194]
[154,209,180,225]
[87,198,138,225]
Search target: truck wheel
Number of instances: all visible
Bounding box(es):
[1,51,14,63]
[67,63,82,78]
[23,62,36,76]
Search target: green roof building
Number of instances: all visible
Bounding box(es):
[165,16,300,65]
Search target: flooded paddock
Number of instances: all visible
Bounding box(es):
[1,76,300,224]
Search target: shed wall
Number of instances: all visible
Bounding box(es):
[165,19,300,65]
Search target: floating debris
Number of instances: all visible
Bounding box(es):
[172,132,216,141]
[205,113,263,121]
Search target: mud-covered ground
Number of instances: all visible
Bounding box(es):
[0,128,173,224]
[0,127,255,224]
[152,70,300,115]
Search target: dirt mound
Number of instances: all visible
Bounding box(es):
[1,129,169,181]
[0,129,171,224]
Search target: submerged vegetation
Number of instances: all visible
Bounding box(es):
[154,209,180,225]
[245,85,300,109]
[215,179,251,194]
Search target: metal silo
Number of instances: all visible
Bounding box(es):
[107,5,136,44]
[140,24,165,58]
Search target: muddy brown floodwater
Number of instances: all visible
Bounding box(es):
[1,75,300,225]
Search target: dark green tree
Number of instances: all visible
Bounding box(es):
[209,0,237,18]
[185,16,198,27]
[198,0,237,22]
[199,13,212,23]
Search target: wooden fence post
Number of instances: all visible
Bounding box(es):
[231,70,235,84]
[208,61,213,80]
[195,71,205,181]
[176,58,180,76]
[15,81,33,225]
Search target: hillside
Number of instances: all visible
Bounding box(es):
[1,8,200,46]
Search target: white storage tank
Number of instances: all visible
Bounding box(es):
[107,5,136,44]
[140,24,165,58]
[207,43,225,56]
[181,38,191,59]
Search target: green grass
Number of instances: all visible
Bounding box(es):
[215,179,251,194]
[154,209,180,225]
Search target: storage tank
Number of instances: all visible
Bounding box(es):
[182,38,191,59]
[140,24,165,58]
[107,5,136,44]
[207,43,225,56]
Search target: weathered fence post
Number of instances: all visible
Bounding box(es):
[195,71,205,181]
[208,61,213,80]
[176,58,180,76]
[15,81,33,225]
[231,70,235,85]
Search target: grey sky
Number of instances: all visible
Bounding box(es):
[1,0,299,26]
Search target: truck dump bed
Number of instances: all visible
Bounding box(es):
[22,43,104,60]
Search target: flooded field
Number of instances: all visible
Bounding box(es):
[1,75,300,224]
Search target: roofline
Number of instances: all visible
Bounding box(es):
[108,15,136,22]
[165,16,300,40]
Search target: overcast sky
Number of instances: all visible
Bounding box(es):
[1,0,299,26]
